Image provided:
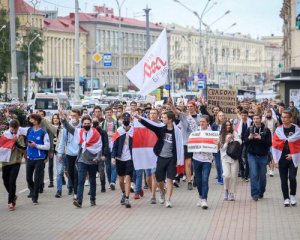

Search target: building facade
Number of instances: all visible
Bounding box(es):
[281,0,300,70]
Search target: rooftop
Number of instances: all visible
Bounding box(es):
[15,0,44,15]
[44,18,87,33]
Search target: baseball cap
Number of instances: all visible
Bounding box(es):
[122,112,131,119]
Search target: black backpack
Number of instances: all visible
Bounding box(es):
[226,141,241,160]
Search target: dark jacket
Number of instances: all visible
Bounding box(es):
[140,119,177,161]
[111,128,133,160]
[244,123,272,156]
[96,127,109,157]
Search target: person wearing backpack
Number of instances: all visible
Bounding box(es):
[219,120,241,201]
[245,114,272,201]
[25,114,50,205]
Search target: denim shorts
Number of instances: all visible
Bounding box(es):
[145,168,156,177]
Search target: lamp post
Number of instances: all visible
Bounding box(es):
[27,33,41,102]
[0,25,6,32]
[52,37,64,93]
[116,0,126,98]
[174,0,212,73]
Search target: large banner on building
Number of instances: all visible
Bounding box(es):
[297,0,300,30]
[207,88,237,119]
[187,130,219,153]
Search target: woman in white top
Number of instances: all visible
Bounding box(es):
[220,120,242,201]
[192,115,215,209]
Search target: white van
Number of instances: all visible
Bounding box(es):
[33,93,71,116]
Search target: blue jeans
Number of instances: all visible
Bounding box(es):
[77,162,97,203]
[247,153,268,198]
[213,151,223,182]
[193,160,212,200]
[55,154,64,192]
[105,151,117,184]
[62,154,72,190]
[135,169,143,194]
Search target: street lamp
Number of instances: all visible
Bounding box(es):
[221,22,237,34]
[116,0,126,98]
[52,37,64,93]
[0,25,6,32]
[27,33,41,102]
[174,0,212,73]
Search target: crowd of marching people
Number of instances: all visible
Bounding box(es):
[0,97,300,211]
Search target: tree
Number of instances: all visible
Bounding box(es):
[0,9,12,84]
[21,29,43,75]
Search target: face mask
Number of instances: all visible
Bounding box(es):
[92,121,99,128]
[28,122,34,127]
[83,125,91,131]
[266,116,272,120]
[123,120,130,126]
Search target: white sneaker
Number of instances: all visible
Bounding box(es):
[224,191,229,201]
[201,199,208,209]
[84,180,89,186]
[228,193,235,201]
[159,190,165,204]
[290,195,297,206]
[96,172,100,178]
[197,199,202,207]
[182,175,187,182]
[130,182,135,192]
[268,170,274,177]
[165,200,172,208]
[284,198,290,207]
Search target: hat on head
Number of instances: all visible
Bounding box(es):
[122,112,131,119]
[188,101,196,107]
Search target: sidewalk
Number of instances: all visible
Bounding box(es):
[0,165,300,240]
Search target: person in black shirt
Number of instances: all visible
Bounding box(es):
[274,111,299,207]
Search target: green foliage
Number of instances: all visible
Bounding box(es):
[0,9,11,83]
[106,87,116,92]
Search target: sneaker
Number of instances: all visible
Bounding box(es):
[73,194,77,200]
[228,193,235,201]
[68,188,73,195]
[27,192,33,198]
[90,200,96,206]
[134,193,141,200]
[39,187,43,194]
[96,172,100,178]
[259,194,264,199]
[252,197,259,201]
[224,191,229,201]
[73,199,82,208]
[197,199,202,207]
[110,183,116,191]
[187,182,193,190]
[88,191,91,195]
[55,191,62,198]
[244,177,249,182]
[125,198,131,208]
[159,190,165,204]
[101,186,106,193]
[173,180,180,188]
[150,197,157,204]
[268,170,274,177]
[165,200,172,208]
[290,195,297,206]
[193,181,196,188]
[33,200,39,205]
[8,203,15,211]
[182,175,187,182]
[217,178,224,185]
[284,198,291,207]
[120,194,126,205]
[48,182,54,188]
[84,180,89,186]
[201,199,208,209]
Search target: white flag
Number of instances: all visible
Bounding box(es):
[126,29,169,96]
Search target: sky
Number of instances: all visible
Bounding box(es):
[32,0,283,38]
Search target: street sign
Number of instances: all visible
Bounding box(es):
[93,53,102,63]
[198,80,205,89]
[198,73,204,79]
[103,53,112,67]
[165,84,171,91]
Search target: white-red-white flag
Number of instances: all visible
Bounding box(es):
[126,29,169,96]
[0,130,16,162]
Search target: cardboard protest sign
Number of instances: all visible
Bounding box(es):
[207,88,237,119]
